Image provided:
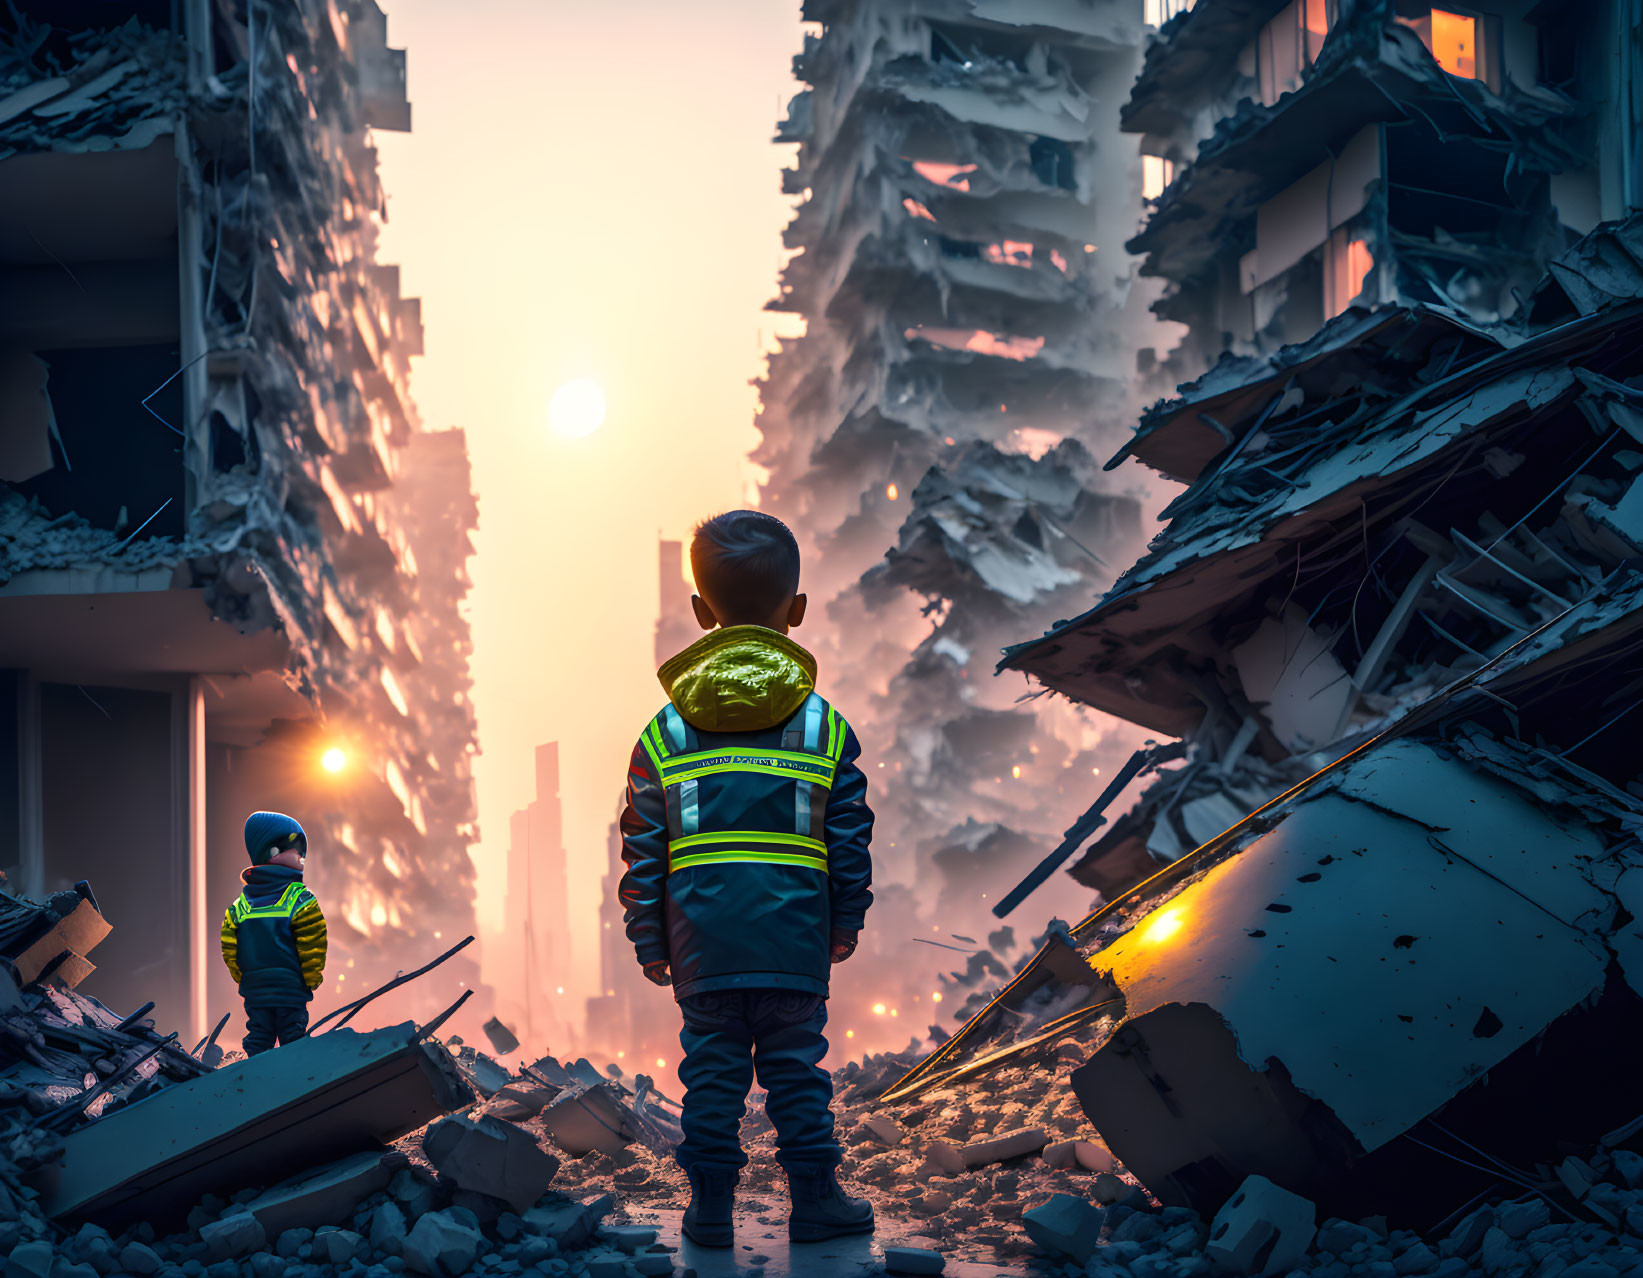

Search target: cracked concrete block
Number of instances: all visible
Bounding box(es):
[368,1202,407,1255]
[1093,1172,1127,1204]
[245,1150,402,1238]
[1043,1138,1115,1173]
[918,1142,967,1178]
[885,1244,946,1274]
[314,1228,364,1265]
[7,1241,53,1278]
[423,1113,559,1214]
[961,1126,1048,1167]
[861,1115,906,1146]
[603,1226,657,1254]
[1205,1176,1316,1276]
[199,1212,267,1261]
[1023,1194,1105,1265]
[116,1244,160,1276]
[539,1084,637,1158]
[1497,1200,1549,1239]
[401,1212,481,1278]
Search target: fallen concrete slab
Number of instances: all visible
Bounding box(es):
[36,1023,472,1226]
[242,1149,407,1238]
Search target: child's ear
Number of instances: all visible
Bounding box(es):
[788,593,807,629]
[691,594,718,631]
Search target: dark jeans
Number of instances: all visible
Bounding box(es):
[243,1003,309,1056]
[676,990,840,1173]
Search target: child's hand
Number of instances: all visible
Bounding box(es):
[643,960,671,986]
[829,931,858,964]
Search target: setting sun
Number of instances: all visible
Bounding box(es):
[547,378,608,439]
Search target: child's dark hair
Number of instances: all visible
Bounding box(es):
[691,510,801,622]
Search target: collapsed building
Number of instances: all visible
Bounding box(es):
[757,0,1166,1038]
[886,0,1643,1230]
[0,0,481,1039]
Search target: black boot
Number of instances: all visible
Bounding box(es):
[784,1162,874,1243]
[682,1164,738,1248]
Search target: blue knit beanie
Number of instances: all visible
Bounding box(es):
[244,811,306,864]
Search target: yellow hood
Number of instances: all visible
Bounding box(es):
[658,626,817,733]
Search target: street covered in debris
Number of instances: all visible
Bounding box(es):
[5,0,1643,1276]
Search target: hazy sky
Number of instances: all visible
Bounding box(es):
[374,0,805,997]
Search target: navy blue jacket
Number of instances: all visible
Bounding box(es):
[618,627,874,1001]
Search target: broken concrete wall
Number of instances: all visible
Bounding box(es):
[753,0,1168,1046]
[0,3,482,1035]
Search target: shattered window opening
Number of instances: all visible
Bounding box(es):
[1394,4,1498,88]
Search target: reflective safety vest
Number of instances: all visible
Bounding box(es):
[641,692,848,876]
[230,881,308,925]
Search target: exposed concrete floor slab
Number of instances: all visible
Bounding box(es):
[627,1207,1030,1276]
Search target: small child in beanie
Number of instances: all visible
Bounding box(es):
[221,811,328,1055]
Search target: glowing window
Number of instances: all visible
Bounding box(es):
[1430,9,1477,78]
[1396,8,1485,82]
[1142,155,1176,201]
[911,161,977,191]
[1324,228,1374,318]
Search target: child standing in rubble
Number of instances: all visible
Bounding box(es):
[221,812,328,1055]
[618,510,875,1249]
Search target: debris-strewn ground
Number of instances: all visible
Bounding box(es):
[538,1021,1130,1267]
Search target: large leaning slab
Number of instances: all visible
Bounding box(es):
[36,1023,472,1227]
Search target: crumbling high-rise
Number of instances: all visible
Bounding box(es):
[757,0,1162,1041]
[0,1,480,1037]
[892,0,1643,1226]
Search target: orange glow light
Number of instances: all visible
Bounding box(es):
[887,483,899,501]
[932,992,943,1003]
[656,1057,666,1067]
[1011,765,1022,779]
[1142,909,1184,945]
[872,1002,887,1015]
[846,1029,855,1038]
[321,747,347,773]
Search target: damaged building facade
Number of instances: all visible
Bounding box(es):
[888,0,1643,1230]
[0,1,480,1040]
[757,0,1167,1041]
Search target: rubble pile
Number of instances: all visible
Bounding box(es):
[1,0,481,1032]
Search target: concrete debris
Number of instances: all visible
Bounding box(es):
[539,1082,640,1158]
[1043,1138,1115,1174]
[885,1242,947,1274]
[0,885,110,989]
[41,1021,472,1225]
[1206,1175,1318,1275]
[241,1149,404,1238]
[481,1017,519,1056]
[960,1126,1049,1168]
[198,1212,267,1261]
[1022,1192,1105,1264]
[401,1210,482,1277]
[422,1113,561,1214]
[861,1114,908,1146]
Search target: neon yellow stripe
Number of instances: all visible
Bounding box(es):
[668,830,826,852]
[663,761,836,787]
[648,717,667,758]
[659,747,834,773]
[639,728,664,777]
[669,850,829,872]
[829,709,843,760]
